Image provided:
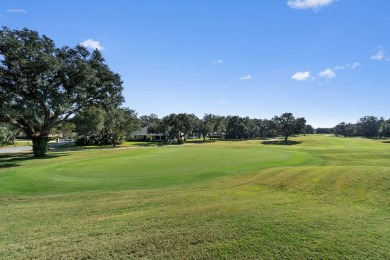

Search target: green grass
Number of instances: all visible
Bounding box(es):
[0,135,389,258]
[0,139,32,148]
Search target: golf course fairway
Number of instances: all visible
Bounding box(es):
[0,135,389,258]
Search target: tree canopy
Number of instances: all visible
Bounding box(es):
[0,27,123,156]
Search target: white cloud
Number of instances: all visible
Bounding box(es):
[318,68,336,78]
[287,0,336,10]
[239,75,252,80]
[291,71,311,81]
[350,62,360,69]
[212,59,223,65]
[334,65,345,70]
[371,49,385,60]
[334,62,360,70]
[7,9,27,14]
[81,39,104,51]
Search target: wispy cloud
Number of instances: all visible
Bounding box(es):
[334,62,360,71]
[350,62,360,69]
[81,39,104,51]
[212,59,223,65]
[291,71,311,81]
[293,62,360,82]
[371,51,384,60]
[371,47,386,61]
[239,75,252,80]
[7,9,27,14]
[318,68,335,78]
[287,0,337,10]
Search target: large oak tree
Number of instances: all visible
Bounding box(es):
[0,27,123,156]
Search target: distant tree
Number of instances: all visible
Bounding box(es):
[305,125,314,135]
[200,114,215,141]
[51,121,76,140]
[294,117,307,136]
[225,116,248,139]
[179,113,199,141]
[104,107,140,147]
[335,122,357,137]
[379,120,390,138]
[256,119,273,139]
[0,27,123,156]
[246,117,259,139]
[163,113,199,143]
[0,123,16,146]
[334,122,346,137]
[273,113,297,142]
[59,122,76,140]
[356,116,382,138]
[344,123,356,137]
[213,116,226,138]
[253,119,264,139]
[265,119,278,138]
[157,115,173,144]
[316,128,333,134]
[140,114,159,128]
[73,106,106,136]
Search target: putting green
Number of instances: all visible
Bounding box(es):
[0,143,312,195]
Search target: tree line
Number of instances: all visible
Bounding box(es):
[47,111,310,146]
[334,116,390,138]
[139,112,309,144]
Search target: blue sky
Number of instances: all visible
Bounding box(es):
[1,0,390,127]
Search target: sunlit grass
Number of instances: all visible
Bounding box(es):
[0,135,389,258]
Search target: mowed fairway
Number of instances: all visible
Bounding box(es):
[0,136,389,259]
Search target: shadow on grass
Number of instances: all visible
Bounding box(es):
[186,140,218,144]
[0,152,67,170]
[261,140,303,145]
[129,142,166,147]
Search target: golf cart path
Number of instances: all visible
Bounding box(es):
[0,146,32,153]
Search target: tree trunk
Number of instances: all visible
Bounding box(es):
[31,135,49,157]
[112,133,117,147]
[284,135,288,142]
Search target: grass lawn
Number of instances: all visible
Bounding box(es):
[0,139,32,148]
[0,135,389,258]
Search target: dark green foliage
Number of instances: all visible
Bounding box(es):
[356,116,383,138]
[75,130,114,146]
[104,107,141,146]
[0,27,123,156]
[200,114,227,141]
[140,114,159,128]
[154,113,199,144]
[334,122,356,137]
[316,128,333,134]
[0,123,16,146]
[305,124,315,135]
[334,116,384,139]
[225,116,248,139]
[379,120,390,137]
[75,107,140,147]
[273,113,297,142]
[73,106,106,136]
